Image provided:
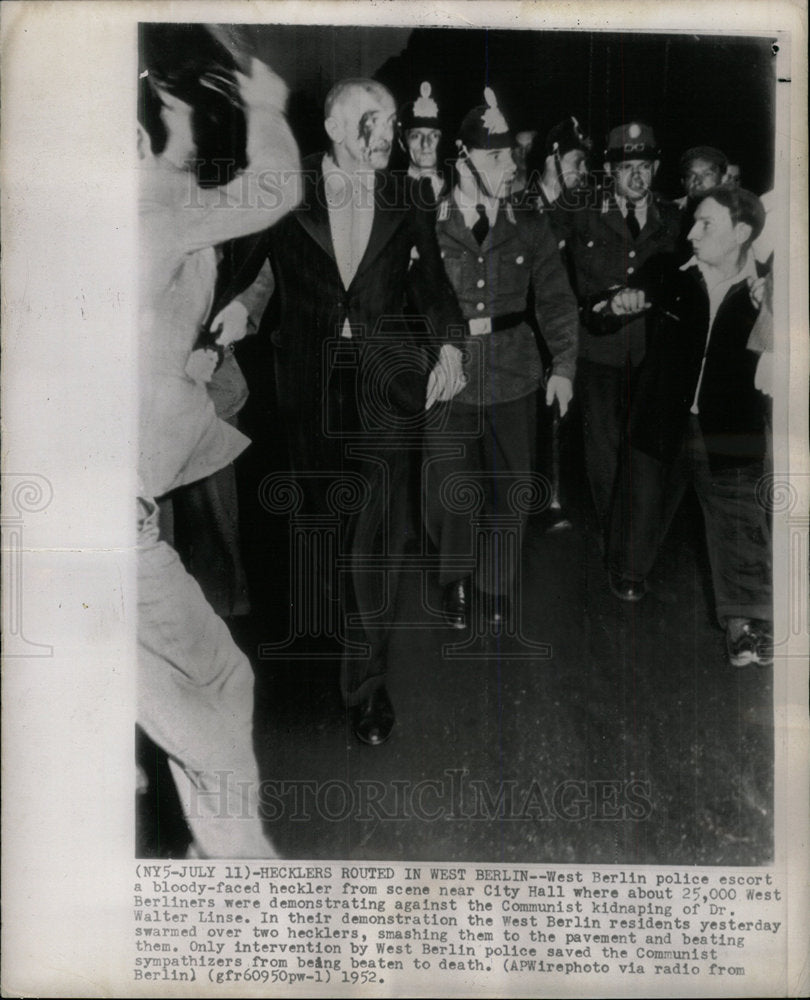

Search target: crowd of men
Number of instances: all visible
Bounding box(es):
[137,24,775,857]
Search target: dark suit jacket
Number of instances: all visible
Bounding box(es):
[625,255,770,470]
[217,153,464,484]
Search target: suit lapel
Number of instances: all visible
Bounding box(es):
[292,158,336,265]
[352,172,408,284]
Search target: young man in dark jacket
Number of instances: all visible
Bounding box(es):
[603,187,773,668]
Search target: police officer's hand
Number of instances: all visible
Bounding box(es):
[212,300,250,347]
[545,374,573,417]
[609,287,649,316]
[426,344,466,410]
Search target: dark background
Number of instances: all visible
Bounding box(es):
[240,25,776,196]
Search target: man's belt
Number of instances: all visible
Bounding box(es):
[467,311,527,336]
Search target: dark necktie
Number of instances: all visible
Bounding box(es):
[625,201,640,239]
[472,203,490,245]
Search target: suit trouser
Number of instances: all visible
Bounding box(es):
[339,451,412,706]
[578,357,637,534]
[607,417,772,625]
[159,459,250,619]
[137,497,274,858]
[424,393,538,594]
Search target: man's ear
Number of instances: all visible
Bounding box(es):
[734,221,753,248]
[651,159,661,178]
[324,115,344,145]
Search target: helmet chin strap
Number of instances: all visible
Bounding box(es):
[553,148,565,191]
[459,142,498,201]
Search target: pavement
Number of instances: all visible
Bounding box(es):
[137,382,773,865]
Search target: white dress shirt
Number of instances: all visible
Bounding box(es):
[323,154,376,337]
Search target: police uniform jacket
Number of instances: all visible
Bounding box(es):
[435,195,578,407]
[567,193,680,368]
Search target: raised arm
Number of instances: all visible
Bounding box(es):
[147,59,302,253]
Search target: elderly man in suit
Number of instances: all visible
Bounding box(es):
[225,78,465,745]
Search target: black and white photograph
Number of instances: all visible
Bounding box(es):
[1,2,807,996]
[135,17,782,865]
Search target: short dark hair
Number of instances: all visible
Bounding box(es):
[679,145,728,178]
[138,23,247,188]
[697,186,766,246]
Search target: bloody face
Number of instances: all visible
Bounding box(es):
[336,89,397,171]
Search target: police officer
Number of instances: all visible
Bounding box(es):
[424,89,579,629]
[397,81,446,206]
[534,115,592,244]
[565,122,680,549]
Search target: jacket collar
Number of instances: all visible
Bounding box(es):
[601,192,667,247]
[438,194,516,253]
[293,152,408,287]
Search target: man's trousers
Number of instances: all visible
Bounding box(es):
[424,393,538,595]
[137,497,274,858]
[607,417,772,625]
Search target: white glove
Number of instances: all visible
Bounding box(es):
[212,300,249,347]
[426,344,466,410]
[545,374,573,416]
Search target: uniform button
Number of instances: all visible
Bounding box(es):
[476,302,485,311]
[516,255,524,264]
[629,250,636,258]
[476,278,485,288]
[587,240,594,248]
[478,256,484,263]
[440,251,445,258]
[627,266,635,274]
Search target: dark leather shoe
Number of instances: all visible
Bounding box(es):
[539,505,573,534]
[608,571,648,603]
[442,579,469,629]
[351,686,395,746]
